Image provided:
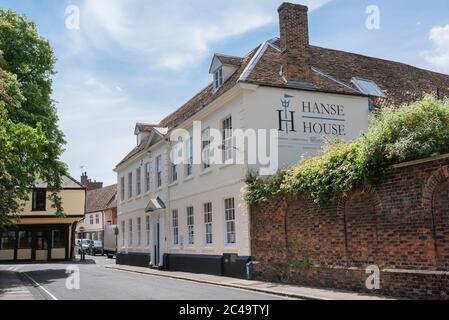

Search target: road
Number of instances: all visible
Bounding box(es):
[0,256,289,300]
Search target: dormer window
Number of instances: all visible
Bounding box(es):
[209,54,241,91]
[214,67,224,90]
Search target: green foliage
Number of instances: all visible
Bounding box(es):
[0,9,67,227]
[245,95,449,205]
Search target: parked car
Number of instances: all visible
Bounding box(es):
[77,239,92,255]
[89,240,104,256]
[103,225,118,259]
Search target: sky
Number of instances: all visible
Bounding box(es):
[1,0,448,185]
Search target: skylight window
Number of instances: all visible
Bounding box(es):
[352,77,386,98]
[214,67,224,90]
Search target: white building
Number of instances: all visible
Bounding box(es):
[114,3,449,277]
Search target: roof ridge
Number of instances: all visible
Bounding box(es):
[215,53,242,59]
[311,45,449,77]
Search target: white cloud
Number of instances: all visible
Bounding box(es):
[425,24,449,70]
[75,0,331,70]
[54,70,166,184]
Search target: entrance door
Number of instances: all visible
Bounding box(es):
[154,221,160,266]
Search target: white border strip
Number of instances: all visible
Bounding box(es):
[22,272,58,301]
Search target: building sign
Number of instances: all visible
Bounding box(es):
[277,94,347,137]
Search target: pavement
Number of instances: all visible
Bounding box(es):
[105,264,394,300]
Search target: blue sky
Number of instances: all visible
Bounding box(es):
[1,0,448,185]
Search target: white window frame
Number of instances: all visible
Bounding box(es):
[128,172,133,199]
[202,128,211,170]
[224,198,236,245]
[136,167,142,196]
[145,162,151,193]
[146,216,151,246]
[156,155,162,188]
[95,214,99,224]
[128,219,133,247]
[204,203,213,246]
[186,137,193,177]
[120,177,125,202]
[172,210,179,246]
[222,116,233,162]
[137,217,142,247]
[171,148,178,183]
[121,221,126,247]
[214,67,223,90]
[187,207,194,246]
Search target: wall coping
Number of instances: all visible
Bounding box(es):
[392,153,449,169]
[311,264,449,276]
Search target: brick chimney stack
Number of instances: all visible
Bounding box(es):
[278,2,311,84]
[80,172,103,191]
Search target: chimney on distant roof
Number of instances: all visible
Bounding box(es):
[278,2,311,84]
[80,172,103,191]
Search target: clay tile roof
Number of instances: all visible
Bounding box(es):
[216,54,243,67]
[116,142,147,168]
[157,38,449,140]
[85,184,117,214]
[135,123,157,133]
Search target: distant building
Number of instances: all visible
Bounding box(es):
[0,176,86,262]
[80,172,104,191]
[76,184,117,241]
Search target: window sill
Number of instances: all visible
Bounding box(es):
[219,163,235,170]
[168,181,179,188]
[200,169,213,177]
[183,176,194,183]
[156,187,163,192]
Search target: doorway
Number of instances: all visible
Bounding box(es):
[153,221,160,266]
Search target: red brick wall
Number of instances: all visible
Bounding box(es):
[250,155,449,299]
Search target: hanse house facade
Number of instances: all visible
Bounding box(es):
[0,176,86,262]
[114,3,449,278]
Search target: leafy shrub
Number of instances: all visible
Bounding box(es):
[245,95,449,205]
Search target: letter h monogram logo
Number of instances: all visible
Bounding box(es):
[278,94,296,134]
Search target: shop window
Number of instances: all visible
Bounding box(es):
[0,232,16,250]
[36,231,48,250]
[52,230,66,249]
[18,231,32,249]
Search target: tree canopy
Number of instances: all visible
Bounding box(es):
[0,9,67,228]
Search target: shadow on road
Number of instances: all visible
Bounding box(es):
[24,269,70,287]
[0,271,26,294]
